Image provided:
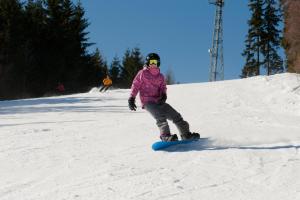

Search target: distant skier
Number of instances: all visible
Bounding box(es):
[128,53,200,142]
[100,75,112,92]
[56,82,65,94]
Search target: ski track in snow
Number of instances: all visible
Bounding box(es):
[0,73,300,200]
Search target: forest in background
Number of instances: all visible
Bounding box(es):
[0,0,150,100]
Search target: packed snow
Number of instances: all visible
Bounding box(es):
[0,73,300,200]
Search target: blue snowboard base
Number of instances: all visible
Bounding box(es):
[152,139,199,151]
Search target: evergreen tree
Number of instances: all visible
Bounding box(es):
[131,47,144,72]
[43,0,68,92]
[71,1,91,57]
[43,0,92,92]
[241,31,257,77]
[261,0,284,75]
[23,0,48,96]
[109,55,121,86]
[85,48,106,88]
[66,0,91,91]
[119,47,144,88]
[119,49,131,87]
[0,0,25,98]
[242,0,264,77]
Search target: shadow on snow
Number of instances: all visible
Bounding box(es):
[0,96,130,115]
[162,138,300,152]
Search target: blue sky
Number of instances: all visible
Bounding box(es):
[77,0,251,83]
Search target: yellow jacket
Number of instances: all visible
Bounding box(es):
[103,77,112,86]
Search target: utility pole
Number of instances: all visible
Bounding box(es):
[209,0,224,81]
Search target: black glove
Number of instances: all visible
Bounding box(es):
[128,97,137,111]
[159,93,167,104]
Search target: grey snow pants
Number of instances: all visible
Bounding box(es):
[144,103,190,136]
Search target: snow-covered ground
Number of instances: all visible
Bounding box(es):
[1,73,300,200]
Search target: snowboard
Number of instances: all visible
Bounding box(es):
[152,139,199,151]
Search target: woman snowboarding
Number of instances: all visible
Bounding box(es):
[128,53,200,142]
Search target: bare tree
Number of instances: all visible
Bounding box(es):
[281,0,300,73]
[165,68,176,85]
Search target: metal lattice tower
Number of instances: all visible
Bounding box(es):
[209,0,224,81]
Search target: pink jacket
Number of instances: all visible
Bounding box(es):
[130,66,167,107]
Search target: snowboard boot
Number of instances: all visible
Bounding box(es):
[160,133,178,142]
[180,132,200,140]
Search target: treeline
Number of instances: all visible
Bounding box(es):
[0,0,145,100]
[241,0,284,78]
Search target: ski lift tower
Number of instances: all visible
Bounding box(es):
[208,0,224,81]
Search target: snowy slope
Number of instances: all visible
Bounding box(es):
[0,73,300,200]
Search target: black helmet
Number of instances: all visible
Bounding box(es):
[145,53,160,67]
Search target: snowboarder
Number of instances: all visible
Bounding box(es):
[100,75,112,92]
[128,53,200,142]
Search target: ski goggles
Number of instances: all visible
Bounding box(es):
[149,59,158,65]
